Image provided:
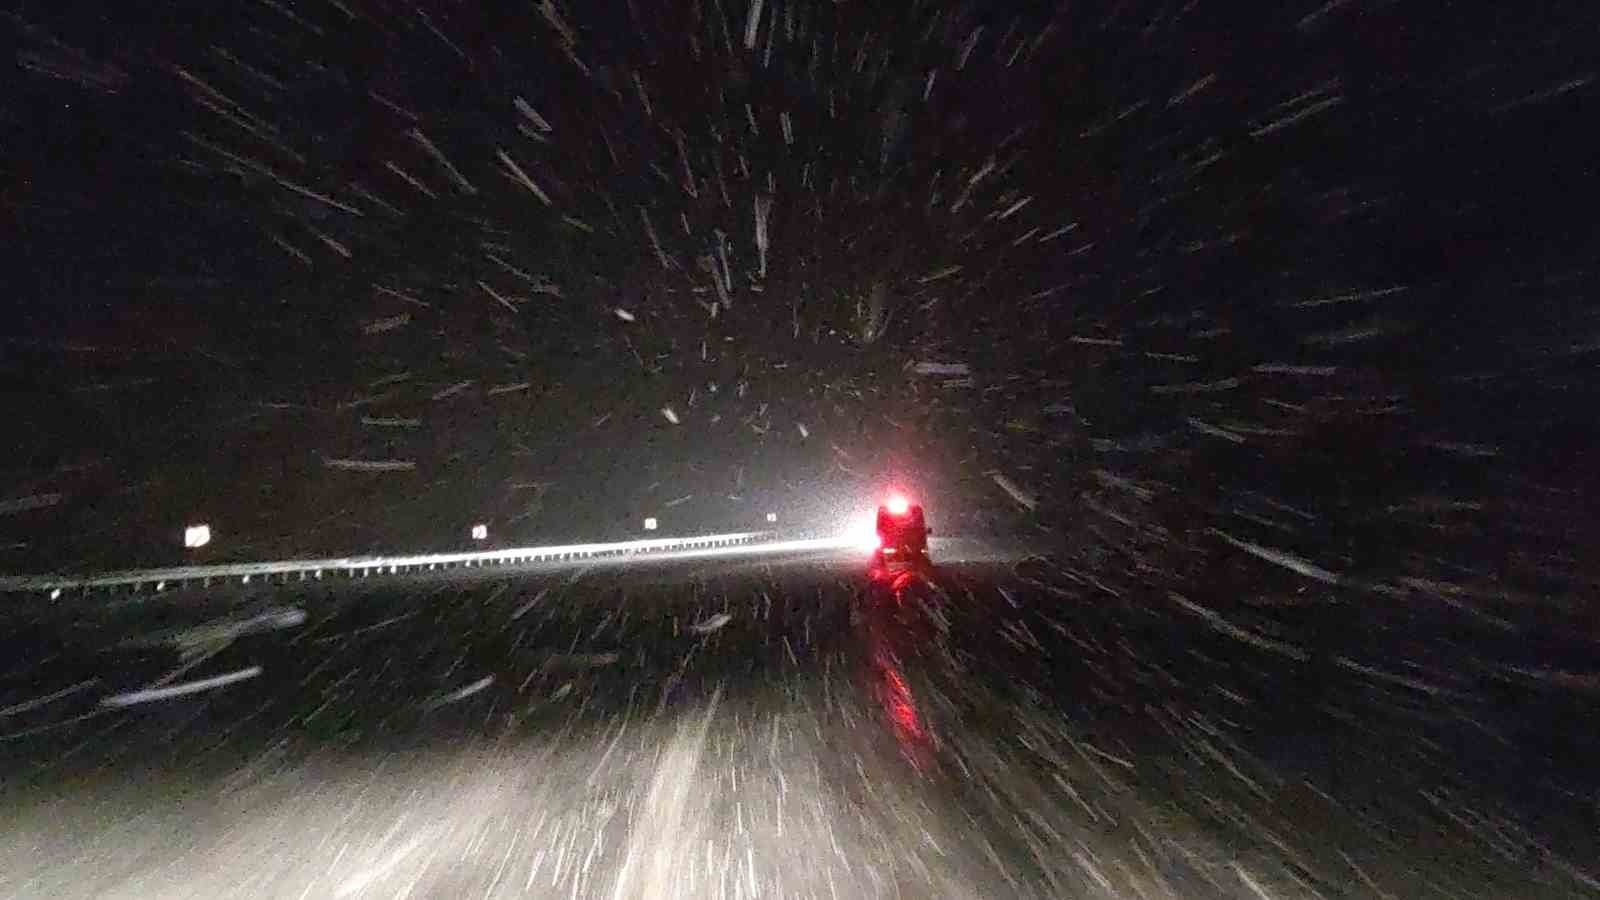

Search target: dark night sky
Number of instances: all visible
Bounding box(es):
[3,0,1597,603]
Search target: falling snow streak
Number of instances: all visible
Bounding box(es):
[0,494,64,516]
[322,458,417,473]
[100,667,263,707]
[497,149,553,206]
[183,133,364,215]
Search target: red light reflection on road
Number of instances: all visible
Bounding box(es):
[858,574,934,770]
[877,661,925,743]
[866,565,921,593]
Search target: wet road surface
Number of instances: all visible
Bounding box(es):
[1,546,1597,899]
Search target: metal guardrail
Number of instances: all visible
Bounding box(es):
[0,531,778,599]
